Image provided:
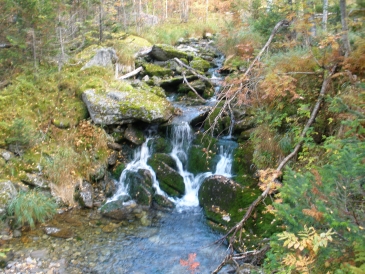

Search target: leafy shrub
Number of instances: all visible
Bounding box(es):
[265,138,365,272]
[7,190,57,229]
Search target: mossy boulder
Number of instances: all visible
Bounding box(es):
[187,132,217,175]
[127,169,153,207]
[190,58,211,72]
[147,156,184,197]
[149,44,192,62]
[148,153,177,170]
[0,180,17,215]
[198,175,256,228]
[148,137,172,154]
[153,193,175,209]
[142,63,173,77]
[199,174,278,250]
[82,88,174,125]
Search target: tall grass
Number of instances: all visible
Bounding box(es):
[8,189,57,229]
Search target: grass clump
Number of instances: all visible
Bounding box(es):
[7,189,57,229]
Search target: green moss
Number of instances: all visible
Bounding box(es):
[112,163,125,179]
[149,137,172,154]
[187,133,217,175]
[142,63,173,77]
[154,44,193,61]
[190,57,211,72]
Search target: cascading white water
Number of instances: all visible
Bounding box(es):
[169,122,236,208]
[109,122,236,208]
[108,138,165,203]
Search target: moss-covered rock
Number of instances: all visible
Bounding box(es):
[147,157,184,197]
[148,137,172,154]
[178,79,206,94]
[127,169,153,207]
[149,44,193,61]
[142,63,173,77]
[82,88,174,125]
[187,132,217,175]
[190,58,211,72]
[148,153,177,170]
[153,193,174,209]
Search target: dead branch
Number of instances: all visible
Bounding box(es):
[182,72,206,101]
[117,66,143,80]
[174,57,214,85]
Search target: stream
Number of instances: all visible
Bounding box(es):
[2,54,238,274]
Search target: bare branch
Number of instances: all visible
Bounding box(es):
[117,66,143,80]
[182,72,206,101]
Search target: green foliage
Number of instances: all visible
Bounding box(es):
[265,137,365,272]
[7,189,57,229]
[5,118,38,153]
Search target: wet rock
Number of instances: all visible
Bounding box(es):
[82,88,174,125]
[100,199,141,220]
[153,194,175,210]
[128,169,153,206]
[43,226,74,239]
[148,137,172,154]
[0,179,17,215]
[124,124,145,145]
[74,180,94,208]
[148,153,177,170]
[236,264,264,274]
[147,156,185,197]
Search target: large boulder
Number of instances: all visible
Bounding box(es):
[81,48,118,70]
[149,44,193,62]
[0,180,17,215]
[198,175,253,228]
[82,88,174,125]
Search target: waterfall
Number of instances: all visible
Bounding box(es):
[109,122,237,208]
[108,138,165,203]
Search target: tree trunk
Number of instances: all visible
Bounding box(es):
[99,0,103,43]
[322,0,328,31]
[340,0,351,57]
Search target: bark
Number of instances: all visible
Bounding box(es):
[182,72,206,101]
[322,0,328,31]
[340,0,351,57]
[0,44,12,48]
